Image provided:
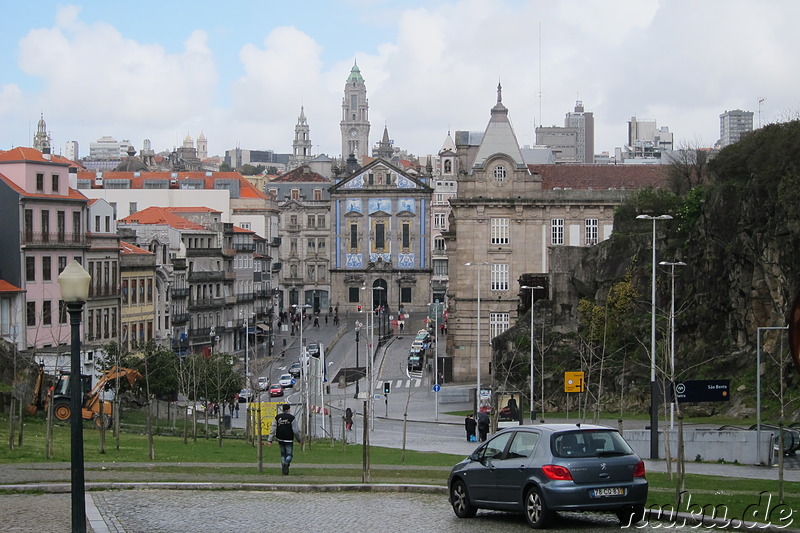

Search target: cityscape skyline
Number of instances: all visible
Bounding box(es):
[2,1,798,159]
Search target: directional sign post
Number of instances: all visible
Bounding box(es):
[672,379,730,403]
[564,371,585,393]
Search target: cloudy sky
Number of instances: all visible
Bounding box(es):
[1,0,798,160]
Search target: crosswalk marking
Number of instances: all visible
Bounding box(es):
[375,379,421,390]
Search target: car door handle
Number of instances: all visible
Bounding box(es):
[518,465,526,471]
[599,473,610,478]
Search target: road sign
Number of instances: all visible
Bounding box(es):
[564,371,584,393]
[433,384,441,392]
[672,379,730,403]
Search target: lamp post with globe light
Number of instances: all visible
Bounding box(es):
[465,262,490,414]
[58,260,92,533]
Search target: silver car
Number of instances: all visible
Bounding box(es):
[448,424,647,528]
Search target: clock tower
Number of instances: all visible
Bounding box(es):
[340,60,370,160]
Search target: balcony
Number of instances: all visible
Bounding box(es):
[186,247,222,257]
[21,231,87,247]
[171,287,189,298]
[188,271,225,282]
[172,313,189,324]
[285,224,301,232]
[234,243,255,252]
[89,284,121,298]
[432,249,447,257]
[189,327,212,340]
[270,237,282,247]
[188,297,225,310]
[237,292,255,302]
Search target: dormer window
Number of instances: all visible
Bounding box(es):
[493,165,507,182]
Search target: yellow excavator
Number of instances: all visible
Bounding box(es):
[27,364,141,429]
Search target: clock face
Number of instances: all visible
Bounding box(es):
[349,128,358,138]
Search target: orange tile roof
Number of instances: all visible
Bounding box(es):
[118,206,209,231]
[0,280,24,293]
[233,226,254,233]
[120,241,154,255]
[0,147,82,169]
[75,170,267,199]
[528,164,667,190]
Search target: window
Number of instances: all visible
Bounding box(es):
[72,212,80,242]
[434,237,445,251]
[36,173,44,191]
[307,265,316,281]
[491,218,509,245]
[42,301,52,325]
[87,310,94,339]
[585,218,598,245]
[27,302,36,327]
[375,222,385,250]
[122,280,129,304]
[508,431,540,458]
[317,238,326,252]
[57,211,66,241]
[105,216,111,233]
[51,174,59,192]
[290,238,298,254]
[313,189,322,201]
[291,189,300,200]
[129,202,137,214]
[489,312,510,339]
[307,238,316,251]
[350,94,357,110]
[307,215,316,228]
[402,222,410,249]
[433,259,448,276]
[147,279,153,302]
[24,210,33,241]
[434,213,446,229]
[42,256,52,281]
[58,301,67,324]
[26,257,35,282]
[551,218,564,245]
[349,223,358,250]
[95,215,101,232]
[491,263,509,291]
[317,215,326,228]
[493,165,507,182]
[58,256,67,275]
[444,159,452,174]
[41,211,50,239]
[401,287,412,303]
[348,287,360,303]
[290,215,298,227]
[131,279,138,304]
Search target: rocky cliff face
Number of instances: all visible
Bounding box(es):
[495,121,800,419]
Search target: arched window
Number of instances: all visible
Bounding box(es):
[493,165,507,182]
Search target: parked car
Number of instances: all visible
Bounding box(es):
[307,342,321,358]
[448,424,647,528]
[278,373,296,388]
[257,377,269,391]
[289,362,302,378]
[238,389,251,402]
[269,384,284,397]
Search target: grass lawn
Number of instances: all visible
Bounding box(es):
[2,413,798,522]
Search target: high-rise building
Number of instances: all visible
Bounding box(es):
[340,61,370,160]
[65,140,79,161]
[535,100,594,163]
[565,100,594,163]
[719,109,753,148]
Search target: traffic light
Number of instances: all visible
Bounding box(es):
[357,305,362,312]
[384,382,391,394]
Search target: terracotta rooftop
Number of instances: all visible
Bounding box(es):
[0,147,82,168]
[119,241,154,255]
[117,206,210,231]
[529,164,667,190]
[0,173,87,201]
[0,280,24,293]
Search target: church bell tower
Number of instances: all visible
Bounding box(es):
[340,60,370,160]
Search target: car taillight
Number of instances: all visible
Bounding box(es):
[633,460,646,478]
[542,464,573,480]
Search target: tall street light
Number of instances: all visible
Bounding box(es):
[637,214,672,459]
[368,286,384,430]
[522,285,544,423]
[428,301,443,420]
[659,261,686,430]
[465,262,490,414]
[58,259,91,533]
[292,303,312,438]
[353,320,362,398]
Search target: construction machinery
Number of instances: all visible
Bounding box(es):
[28,364,141,429]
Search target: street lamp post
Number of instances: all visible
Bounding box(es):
[637,214,672,459]
[58,260,92,533]
[659,261,686,429]
[369,286,385,430]
[292,303,312,438]
[522,285,544,423]
[428,302,442,420]
[465,262,490,414]
[354,322,362,398]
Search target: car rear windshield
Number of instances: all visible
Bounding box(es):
[551,430,634,458]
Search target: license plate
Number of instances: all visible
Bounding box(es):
[591,487,626,498]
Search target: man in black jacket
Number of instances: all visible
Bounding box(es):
[268,404,303,475]
[464,414,477,442]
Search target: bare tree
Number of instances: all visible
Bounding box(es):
[665,141,711,196]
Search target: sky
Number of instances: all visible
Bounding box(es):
[2,0,799,161]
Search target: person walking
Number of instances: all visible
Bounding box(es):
[465,414,477,442]
[344,407,353,431]
[267,404,303,475]
[234,401,239,419]
[477,412,490,442]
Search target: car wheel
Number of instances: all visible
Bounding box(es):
[450,480,477,518]
[524,486,549,528]
[616,504,645,526]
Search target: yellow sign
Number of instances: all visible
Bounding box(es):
[564,371,585,393]
[252,401,283,435]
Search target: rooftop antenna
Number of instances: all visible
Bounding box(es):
[538,22,543,128]
[758,97,765,128]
